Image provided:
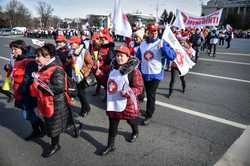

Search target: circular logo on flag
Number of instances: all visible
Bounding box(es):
[144,50,154,61]
[107,79,118,94]
[175,49,184,67]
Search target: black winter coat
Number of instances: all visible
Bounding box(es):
[39,61,69,137]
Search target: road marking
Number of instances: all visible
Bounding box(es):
[0,56,9,61]
[199,58,250,66]
[189,72,250,84]
[0,35,21,38]
[216,52,250,57]
[153,100,248,130]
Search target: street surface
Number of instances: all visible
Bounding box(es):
[0,36,249,166]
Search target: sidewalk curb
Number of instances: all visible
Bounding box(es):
[215,126,250,166]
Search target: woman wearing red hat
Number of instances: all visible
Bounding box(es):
[68,36,94,117]
[101,45,143,156]
[90,32,115,98]
[136,23,176,125]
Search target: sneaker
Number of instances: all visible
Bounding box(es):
[101,146,115,156]
[79,110,90,118]
[128,133,138,143]
[43,145,61,158]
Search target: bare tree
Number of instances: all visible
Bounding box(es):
[5,0,31,27]
[49,15,62,28]
[5,0,18,27]
[0,5,8,28]
[16,3,31,26]
[37,1,54,29]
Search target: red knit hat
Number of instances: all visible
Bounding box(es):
[56,35,66,42]
[68,36,81,44]
[115,45,131,56]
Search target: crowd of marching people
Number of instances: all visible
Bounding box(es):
[0,23,233,157]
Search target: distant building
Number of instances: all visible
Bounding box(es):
[127,13,156,26]
[202,0,250,28]
[87,13,156,29]
[87,14,112,28]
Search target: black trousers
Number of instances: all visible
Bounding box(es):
[193,47,200,63]
[144,80,160,118]
[219,38,224,46]
[77,80,91,113]
[51,135,60,147]
[209,44,216,55]
[108,118,138,139]
[169,68,185,94]
[226,39,231,48]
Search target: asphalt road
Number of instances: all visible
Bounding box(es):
[0,36,249,166]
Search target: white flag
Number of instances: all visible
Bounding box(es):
[162,26,195,76]
[172,9,185,29]
[112,0,132,38]
[31,39,45,47]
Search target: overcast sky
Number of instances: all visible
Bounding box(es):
[0,0,209,18]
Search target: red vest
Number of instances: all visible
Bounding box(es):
[35,65,71,118]
[12,58,34,101]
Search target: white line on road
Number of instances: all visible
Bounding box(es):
[153,100,248,130]
[199,58,250,66]
[0,56,9,61]
[216,52,250,57]
[189,72,250,84]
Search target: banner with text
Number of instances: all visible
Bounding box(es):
[173,9,223,28]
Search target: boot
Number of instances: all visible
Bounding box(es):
[182,84,186,93]
[166,89,172,98]
[101,136,115,156]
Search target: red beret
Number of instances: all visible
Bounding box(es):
[68,36,81,44]
[115,45,131,56]
[56,35,66,42]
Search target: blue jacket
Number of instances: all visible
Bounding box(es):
[136,38,176,81]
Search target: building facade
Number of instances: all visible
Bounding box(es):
[202,0,250,29]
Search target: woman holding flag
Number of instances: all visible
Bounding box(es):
[136,23,176,125]
[101,45,143,156]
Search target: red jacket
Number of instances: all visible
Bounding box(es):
[12,58,34,101]
[107,69,143,119]
[30,65,70,118]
